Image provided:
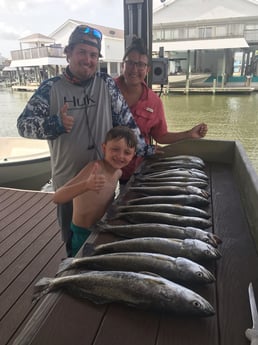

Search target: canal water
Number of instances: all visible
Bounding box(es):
[1,87,258,173]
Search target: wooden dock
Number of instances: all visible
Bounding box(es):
[0,187,66,345]
[153,85,255,95]
[168,86,255,94]
[9,154,258,345]
[1,139,258,345]
[11,84,39,92]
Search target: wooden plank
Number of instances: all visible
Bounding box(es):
[1,243,65,345]
[93,304,160,345]
[18,295,108,345]
[0,188,65,345]
[211,163,258,345]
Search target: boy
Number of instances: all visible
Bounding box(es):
[53,126,137,256]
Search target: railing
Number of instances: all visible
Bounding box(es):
[153,29,258,45]
[11,46,65,61]
[244,29,258,43]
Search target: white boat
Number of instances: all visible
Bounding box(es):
[0,137,51,190]
[168,73,211,87]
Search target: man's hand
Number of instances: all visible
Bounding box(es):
[60,103,74,133]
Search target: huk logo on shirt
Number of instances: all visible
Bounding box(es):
[64,95,96,109]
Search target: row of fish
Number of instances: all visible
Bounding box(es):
[33,155,220,317]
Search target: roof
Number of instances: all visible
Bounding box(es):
[51,19,124,39]
[153,0,258,24]
[153,37,249,52]
[19,33,55,44]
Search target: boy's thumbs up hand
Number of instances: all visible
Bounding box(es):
[87,162,106,192]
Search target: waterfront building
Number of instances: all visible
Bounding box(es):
[8,1,258,89]
[9,19,124,87]
[153,0,258,85]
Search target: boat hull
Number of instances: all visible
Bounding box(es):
[168,73,211,87]
[0,137,51,190]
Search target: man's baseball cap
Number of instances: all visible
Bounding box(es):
[68,25,102,57]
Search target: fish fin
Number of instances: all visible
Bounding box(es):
[56,258,74,275]
[139,271,162,278]
[32,277,53,304]
[98,224,112,233]
[82,243,95,256]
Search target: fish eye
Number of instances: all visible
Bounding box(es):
[197,271,204,277]
[193,300,201,308]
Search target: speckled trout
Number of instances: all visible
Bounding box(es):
[56,252,215,284]
[113,211,212,229]
[144,155,205,165]
[93,238,221,262]
[136,180,208,188]
[129,186,209,199]
[117,203,210,219]
[33,271,215,316]
[99,223,221,247]
[127,195,209,207]
[138,168,208,180]
[143,160,205,171]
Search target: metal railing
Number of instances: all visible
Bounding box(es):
[11,46,65,61]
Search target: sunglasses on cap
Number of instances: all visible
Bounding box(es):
[80,26,102,41]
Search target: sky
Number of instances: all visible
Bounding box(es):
[0,0,162,59]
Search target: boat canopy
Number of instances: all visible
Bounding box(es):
[153,37,249,52]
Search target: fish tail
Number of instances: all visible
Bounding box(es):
[56,258,74,275]
[32,277,53,303]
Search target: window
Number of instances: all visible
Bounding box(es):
[199,27,212,39]
[215,26,226,37]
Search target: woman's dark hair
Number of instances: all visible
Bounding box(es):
[123,37,148,61]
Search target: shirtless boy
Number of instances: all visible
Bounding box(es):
[53,126,137,256]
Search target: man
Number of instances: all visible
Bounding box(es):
[17,25,155,256]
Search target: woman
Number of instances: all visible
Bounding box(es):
[115,37,208,183]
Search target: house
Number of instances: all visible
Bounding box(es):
[50,19,124,76]
[9,19,124,86]
[152,0,258,81]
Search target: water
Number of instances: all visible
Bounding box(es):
[0,88,32,137]
[1,87,258,173]
[161,93,258,173]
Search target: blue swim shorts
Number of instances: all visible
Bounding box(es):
[71,222,91,257]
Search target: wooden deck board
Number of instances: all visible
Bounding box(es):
[0,188,65,345]
[211,163,258,345]
[1,159,258,345]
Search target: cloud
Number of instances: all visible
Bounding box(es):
[0,0,161,57]
[0,22,21,40]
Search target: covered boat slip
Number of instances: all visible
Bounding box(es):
[2,139,258,345]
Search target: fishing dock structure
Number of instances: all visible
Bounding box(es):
[154,75,258,95]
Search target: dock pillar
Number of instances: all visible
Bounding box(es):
[246,76,251,87]
[185,79,190,94]
[212,79,216,94]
